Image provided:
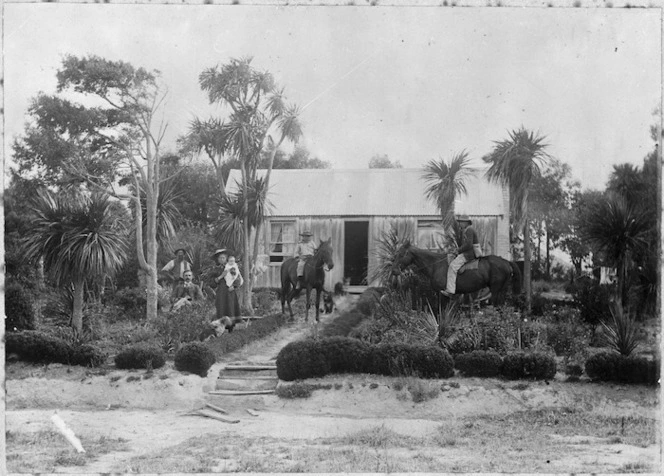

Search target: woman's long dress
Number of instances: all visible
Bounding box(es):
[215,270,241,319]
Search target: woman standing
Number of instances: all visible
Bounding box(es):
[212,249,243,331]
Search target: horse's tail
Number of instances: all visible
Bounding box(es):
[510,261,522,295]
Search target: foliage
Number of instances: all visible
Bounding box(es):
[600,301,639,356]
[422,150,477,228]
[454,350,503,377]
[111,287,148,320]
[114,343,166,370]
[320,311,367,338]
[578,193,650,306]
[370,221,413,287]
[205,312,288,356]
[6,331,106,367]
[252,288,279,315]
[275,382,333,399]
[501,352,557,380]
[276,337,454,381]
[369,154,402,169]
[572,280,614,327]
[5,281,37,332]
[585,352,659,385]
[542,306,592,358]
[356,288,383,316]
[174,342,217,377]
[152,301,216,351]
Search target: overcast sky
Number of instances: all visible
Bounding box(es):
[4,4,660,191]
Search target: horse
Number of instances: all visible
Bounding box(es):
[280,238,335,322]
[392,240,521,306]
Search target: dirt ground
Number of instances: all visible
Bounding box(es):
[4,308,663,474]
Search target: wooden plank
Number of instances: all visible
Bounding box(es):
[204,402,229,414]
[218,375,277,381]
[195,410,240,424]
[224,365,277,371]
[245,409,260,417]
[209,389,275,396]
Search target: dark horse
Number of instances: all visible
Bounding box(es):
[392,240,521,305]
[281,238,334,322]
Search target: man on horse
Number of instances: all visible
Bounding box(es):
[441,215,480,298]
[294,230,316,290]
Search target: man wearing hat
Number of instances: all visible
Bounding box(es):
[293,230,316,290]
[161,247,192,281]
[441,215,480,297]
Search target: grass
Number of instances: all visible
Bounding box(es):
[106,408,660,474]
[392,376,441,402]
[5,429,128,473]
[275,382,333,399]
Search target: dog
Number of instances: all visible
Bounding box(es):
[322,291,334,314]
[198,317,238,341]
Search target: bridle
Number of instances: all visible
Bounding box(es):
[395,247,449,276]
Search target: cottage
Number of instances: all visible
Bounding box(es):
[225,168,510,291]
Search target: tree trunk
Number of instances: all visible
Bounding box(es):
[239,161,254,315]
[35,257,45,327]
[523,211,532,315]
[72,279,85,338]
[545,230,551,281]
[145,192,159,321]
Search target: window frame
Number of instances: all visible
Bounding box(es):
[268,220,297,264]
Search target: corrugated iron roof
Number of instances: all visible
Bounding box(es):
[225,168,508,217]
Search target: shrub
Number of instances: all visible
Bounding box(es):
[276,337,454,381]
[70,344,108,367]
[356,288,383,316]
[5,281,36,332]
[5,331,106,367]
[6,331,73,364]
[320,311,367,338]
[152,301,216,351]
[501,352,557,380]
[174,342,216,377]
[543,307,592,357]
[531,293,551,317]
[573,282,614,326]
[206,312,288,356]
[115,344,166,370]
[111,287,147,320]
[600,301,639,356]
[276,340,331,381]
[454,350,503,377]
[585,351,659,385]
[275,382,333,399]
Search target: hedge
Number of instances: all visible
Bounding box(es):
[5,282,36,332]
[205,312,288,356]
[276,337,454,381]
[5,331,106,367]
[174,342,217,377]
[501,352,557,380]
[585,351,659,385]
[114,343,166,370]
[454,350,503,378]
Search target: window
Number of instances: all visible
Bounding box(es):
[417,220,446,252]
[269,221,296,263]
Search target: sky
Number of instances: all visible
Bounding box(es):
[3,3,661,191]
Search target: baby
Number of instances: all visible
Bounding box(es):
[224,256,240,288]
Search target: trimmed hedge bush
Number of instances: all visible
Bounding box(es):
[205,313,288,356]
[502,352,557,380]
[174,342,217,377]
[6,331,106,367]
[320,311,367,338]
[115,344,166,370]
[5,282,36,332]
[585,351,659,385]
[276,337,454,381]
[454,350,503,378]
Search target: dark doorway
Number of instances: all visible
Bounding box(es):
[344,221,369,285]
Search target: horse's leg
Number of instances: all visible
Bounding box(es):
[314,286,322,323]
[286,281,296,320]
[304,286,311,322]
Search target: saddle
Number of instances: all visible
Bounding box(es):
[458,259,480,274]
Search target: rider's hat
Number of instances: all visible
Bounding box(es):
[456,214,472,224]
[299,230,313,237]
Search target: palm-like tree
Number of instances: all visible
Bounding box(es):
[422,151,477,231]
[483,127,550,313]
[579,193,650,307]
[24,189,129,336]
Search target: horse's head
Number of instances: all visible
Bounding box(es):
[391,239,414,276]
[315,238,335,271]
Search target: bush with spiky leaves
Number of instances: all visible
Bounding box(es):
[370,221,414,287]
[601,300,639,356]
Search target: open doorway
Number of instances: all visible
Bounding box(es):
[344,221,369,285]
